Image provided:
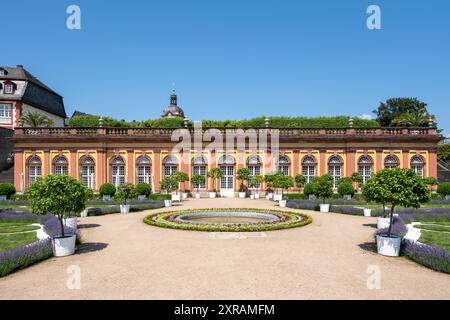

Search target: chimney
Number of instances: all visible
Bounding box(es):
[16,65,24,68]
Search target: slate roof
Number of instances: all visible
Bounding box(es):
[0,65,66,118]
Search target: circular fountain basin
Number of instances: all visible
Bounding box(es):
[175,211,280,225]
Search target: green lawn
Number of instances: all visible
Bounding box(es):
[0,220,40,252]
[415,222,450,251]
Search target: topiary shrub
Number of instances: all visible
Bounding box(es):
[114,183,136,205]
[437,182,450,196]
[303,183,317,197]
[99,183,116,196]
[338,181,355,197]
[0,183,16,199]
[135,183,151,196]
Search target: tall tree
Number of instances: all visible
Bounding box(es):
[373,98,429,127]
[391,112,432,127]
[20,111,54,128]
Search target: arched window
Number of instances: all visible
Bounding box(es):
[411,155,425,178]
[302,156,317,183]
[110,156,126,186]
[277,155,291,176]
[53,156,68,175]
[358,156,373,184]
[218,155,235,191]
[136,155,152,184]
[162,155,178,178]
[80,155,95,189]
[27,156,42,186]
[384,155,400,169]
[192,156,207,189]
[328,156,343,188]
[247,155,262,189]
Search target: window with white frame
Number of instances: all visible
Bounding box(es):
[218,155,235,190]
[27,156,42,187]
[0,104,12,120]
[247,155,262,189]
[53,156,69,175]
[163,155,178,178]
[4,83,14,94]
[384,155,400,169]
[80,156,95,189]
[192,156,207,189]
[136,155,152,184]
[328,156,343,188]
[110,156,126,187]
[411,155,425,178]
[302,156,317,183]
[358,156,373,184]
[277,155,290,176]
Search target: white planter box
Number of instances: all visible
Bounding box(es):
[446,195,450,201]
[273,194,282,201]
[377,217,391,229]
[164,200,172,207]
[376,234,402,257]
[182,192,188,200]
[250,194,255,200]
[137,195,147,200]
[319,204,330,213]
[0,195,7,201]
[120,204,130,213]
[267,193,274,200]
[254,193,260,199]
[63,217,77,230]
[239,192,246,198]
[279,200,287,207]
[209,192,216,199]
[195,193,201,199]
[343,194,352,201]
[102,195,112,201]
[363,209,372,217]
[52,234,76,257]
[308,195,316,200]
[80,209,89,218]
[171,193,181,202]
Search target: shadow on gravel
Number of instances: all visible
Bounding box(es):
[358,242,377,253]
[76,242,108,254]
[78,223,101,229]
[363,223,377,229]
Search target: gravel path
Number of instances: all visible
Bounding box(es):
[0,198,449,300]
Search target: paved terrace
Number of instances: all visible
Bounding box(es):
[0,198,449,300]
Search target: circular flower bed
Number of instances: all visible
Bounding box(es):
[143,208,312,232]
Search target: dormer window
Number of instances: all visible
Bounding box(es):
[0,68,7,76]
[3,81,15,94]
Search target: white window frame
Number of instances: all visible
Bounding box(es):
[0,104,12,119]
[4,83,13,94]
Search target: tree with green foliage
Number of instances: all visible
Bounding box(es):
[207,167,223,192]
[314,175,334,204]
[391,112,433,127]
[362,169,430,237]
[0,183,16,199]
[236,168,250,192]
[192,174,206,194]
[135,183,151,197]
[295,174,307,188]
[351,173,363,185]
[303,182,318,197]
[422,177,439,191]
[272,174,294,196]
[160,176,178,194]
[250,175,264,193]
[99,183,116,196]
[437,182,450,197]
[28,175,88,237]
[115,183,136,205]
[338,180,355,197]
[373,98,429,127]
[20,111,54,128]
[173,171,189,192]
[438,144,450,162]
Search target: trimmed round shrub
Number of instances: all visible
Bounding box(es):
[0,183,16,199]
[338,181,355,196]
[303,183,317,197]
[99,183,116,196]
[437,182,450,196]
[135,183,151,196]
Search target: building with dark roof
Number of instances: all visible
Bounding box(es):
[0,65,66,129]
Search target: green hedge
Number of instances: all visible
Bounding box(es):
[69,115,379,129]
[148,194,171,200]
[0,183,16,199]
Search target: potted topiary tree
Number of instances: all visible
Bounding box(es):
[192,174,206,199]
[276,175,294,207]
[423,177,438,192]
[264,173,276,200]
[207,168,223,198]
[135,182,151,200]
[237,168,250,198]
[174,172,190,200]
[115,183,136,213]
[99,183,116,201]
[269,171,284,201]
[295,174,306,193]
[315,175,334,212]
[160,176,178,206]
[338,179,355,200]
[437,182,450,200]
[0,183,16,201]
[351,172,363,191]
[303,182,317,200]
[28,174,88,257]
[363,169,430,257]
[252,175,264,199]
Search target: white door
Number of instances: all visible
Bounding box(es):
[220,165,235,197]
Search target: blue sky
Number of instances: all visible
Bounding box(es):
[3,0,450,134]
